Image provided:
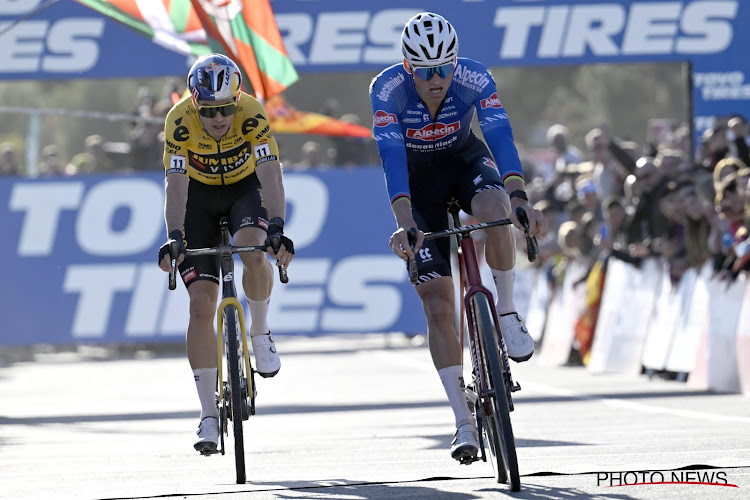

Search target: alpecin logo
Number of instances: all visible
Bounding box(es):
[406,121,460,141]
[373,110,397,127]
[480,93,502,109]
[597,470,738,488]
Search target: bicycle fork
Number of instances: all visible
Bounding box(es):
[216,298,255,419]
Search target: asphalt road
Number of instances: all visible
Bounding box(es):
[1,334,748,500]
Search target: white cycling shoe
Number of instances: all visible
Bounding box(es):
[499,312,534,362]
[251,333,280,378]
[451,421,479,463]
[194,416,219,455]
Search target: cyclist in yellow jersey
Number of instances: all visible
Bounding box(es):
[157,53,294,455]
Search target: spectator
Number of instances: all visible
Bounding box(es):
[288,140,324,171]
[713,157,747,192]
[655,148,686,180]
[128,87,167,171]
[575,176,602,221]
[36,144,64,176]
[331,113,376,168]
[625,156,671,256]
[728,116,750,167]
[586,127,629,201]
[0,142,22,176]
[708,173,747,280]
[66,134,115,175]
[546,124,582,175]
[678,181,712,270]
[698,124,730,173]
[600,196,629,253]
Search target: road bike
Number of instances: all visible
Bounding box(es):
[167,217,288,484]
[408,201,537,492]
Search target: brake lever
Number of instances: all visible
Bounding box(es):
[407,228,419,285]
[515,207,538,263]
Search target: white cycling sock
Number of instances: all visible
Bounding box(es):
[247,296,270,336]
[491,268,516,315]
[193,368,219,420]
[438,365,473,427]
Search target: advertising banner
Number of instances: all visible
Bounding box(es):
[0,168,426,345]
[6,1,748,139]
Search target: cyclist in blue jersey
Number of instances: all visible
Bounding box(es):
[369,12,547,462]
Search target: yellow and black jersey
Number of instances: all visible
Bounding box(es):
[162,92,279,185]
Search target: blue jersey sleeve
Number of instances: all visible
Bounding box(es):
[369,69,411,204]
[474,72,525,183]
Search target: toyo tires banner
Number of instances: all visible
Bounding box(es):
[0,169,425,345]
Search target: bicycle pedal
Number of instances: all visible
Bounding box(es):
[511,381,521,392]
[459,454,480,465]
[195,445,219,456]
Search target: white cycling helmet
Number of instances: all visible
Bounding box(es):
[401,12,458,67]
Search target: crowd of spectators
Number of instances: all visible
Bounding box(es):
[518,116,750,363]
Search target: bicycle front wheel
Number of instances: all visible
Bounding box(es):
[224,304,246,484]
[472,294,520,491]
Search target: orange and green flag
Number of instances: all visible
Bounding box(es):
[190,0,298,100]
[73,0,210,58]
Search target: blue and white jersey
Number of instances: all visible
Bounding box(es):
[369,57,524,204]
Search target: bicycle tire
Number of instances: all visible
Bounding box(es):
[224,304,246,484]
[472,294,520,491]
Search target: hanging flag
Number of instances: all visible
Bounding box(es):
[265,95,373,138]
[75,0,372,138]
[189,0,297,101]
[73,0,210,57]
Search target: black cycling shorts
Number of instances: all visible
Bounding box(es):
[178,173,268,287]
[408,141,505,285]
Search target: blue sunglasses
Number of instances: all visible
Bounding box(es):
[411,62,454,81]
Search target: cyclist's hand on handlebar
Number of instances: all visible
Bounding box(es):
[509,199,548,239]
[158,229,186,272]
[390,226,423,261]
[264,219,295,268]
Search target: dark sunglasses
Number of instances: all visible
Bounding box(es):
[411,62,454,81]
[197,102,237,118]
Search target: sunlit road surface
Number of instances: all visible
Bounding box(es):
[1,334,748,499]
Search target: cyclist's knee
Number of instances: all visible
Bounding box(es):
[240,251,268,270]
[471,190,509,221]
[420,288,454,321]
[188,290,217,322]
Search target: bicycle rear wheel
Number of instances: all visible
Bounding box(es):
[224,304,246,484]
[471,294,520,491]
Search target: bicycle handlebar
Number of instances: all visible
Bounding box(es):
[168,244,289,290]
[406,209,539,284]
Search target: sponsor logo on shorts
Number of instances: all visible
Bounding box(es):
[182,268,197,283]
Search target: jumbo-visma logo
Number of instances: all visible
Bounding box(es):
[406,121,460,141]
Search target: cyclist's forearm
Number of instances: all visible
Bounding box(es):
[164,173,189,233]
[256,161,286,220]
[391,197,416,229]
